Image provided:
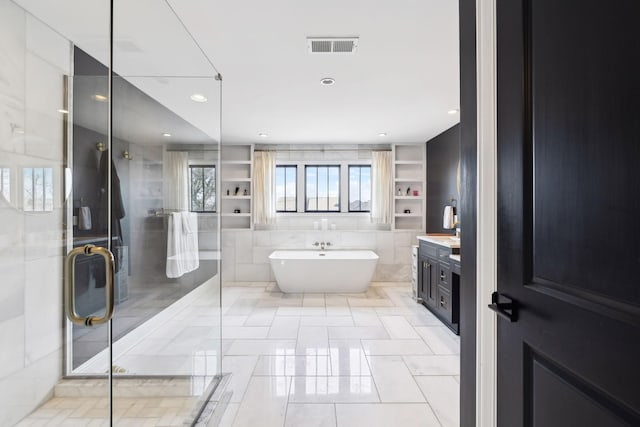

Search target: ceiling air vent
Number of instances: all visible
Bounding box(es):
[307,37,359,54]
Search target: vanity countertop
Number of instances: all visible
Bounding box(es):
[449,254,461,263]
[417,234,460,249]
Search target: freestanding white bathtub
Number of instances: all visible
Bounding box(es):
[268,250,379,293]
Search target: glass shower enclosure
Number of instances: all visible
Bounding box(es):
[0,0,223,424]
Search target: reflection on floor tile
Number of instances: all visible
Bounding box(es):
[231,376,291,427]
[366,355,425,403]
[253,355,331,377]
[288,376,379,403]
[362,339,433,356]
[335,403,441,427]
[284,403,336,427]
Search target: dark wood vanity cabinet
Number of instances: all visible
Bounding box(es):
[418,239,460,334]
[419,254,438,308]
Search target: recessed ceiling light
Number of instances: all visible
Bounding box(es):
[58,109,69,114]
[258,133,269,138]
[320,77,335,86]
[162,133,172,137]
[92,94,108,102]
[448,109,459,115]
[190,93,208,103]
[378,133,387,137]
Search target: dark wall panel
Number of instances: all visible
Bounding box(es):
[426,124,460,234]
[459,0,477,424]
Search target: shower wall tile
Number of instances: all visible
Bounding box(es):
[0,316,25,379]
[0,263,25,323]
[0,0,25,155]
[24,256,63,364]
[25,14,71,74]
[0,349,61,427]
[24,52,65,160]
[23,207,64,262]
[0,3,70,423]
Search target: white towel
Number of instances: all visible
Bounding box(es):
[78,206,92,230]
[166,212,200,278]
[443,205,455,229]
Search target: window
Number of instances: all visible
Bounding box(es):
[276,165,297,212]
[1,167,10,203]
[189,165,216,212]
[23,167,53,212]
[305,165,340,212]
[348,165,371,212]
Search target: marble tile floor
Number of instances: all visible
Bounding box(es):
[213,282,460,427]
[19,281,460,426]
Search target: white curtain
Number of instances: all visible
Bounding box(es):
[253,151,276,224]
[163,151,189,211]
[371,151,393,224]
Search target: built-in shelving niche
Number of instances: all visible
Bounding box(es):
[220,145,253,229]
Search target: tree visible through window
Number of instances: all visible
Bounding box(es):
[305,165,340,212]
[189,165,216,212]
[23,167,53,212]
[276,165,297,212]
[348,165,371,212]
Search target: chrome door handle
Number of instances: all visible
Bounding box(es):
[64,244,115,326]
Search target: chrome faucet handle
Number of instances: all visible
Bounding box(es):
[325,242,332,247]
[313,241,320,246]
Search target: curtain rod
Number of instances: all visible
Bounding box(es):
[254,148,391,152]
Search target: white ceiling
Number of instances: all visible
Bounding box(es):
[15,0,460,145]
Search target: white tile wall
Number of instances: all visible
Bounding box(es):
[222,228,418,284]
[0,1,70,424]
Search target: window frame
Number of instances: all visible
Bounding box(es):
[347,164,371,213]
[275,165,298,212]
[188,164,216,213]
[304,164,341,213]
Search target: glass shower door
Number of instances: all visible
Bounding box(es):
[0,0,113,424]
[108,0,223,422]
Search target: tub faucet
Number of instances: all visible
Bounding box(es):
[313,241,332,250]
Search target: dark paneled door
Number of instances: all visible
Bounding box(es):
[496,0,640,426]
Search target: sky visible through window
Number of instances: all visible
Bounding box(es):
[349,165,371,212]
[306,165,340,212]
[276,165,296,212]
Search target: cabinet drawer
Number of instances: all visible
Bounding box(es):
[437,285,453,321]
[438,263,451,289]
[438,247,452,261]
[419,241,437,258]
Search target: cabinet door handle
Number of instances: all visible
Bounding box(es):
[440,272,446,280]
[64,244,115,326]
[423,261,431,269]
[440,296,445,307]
